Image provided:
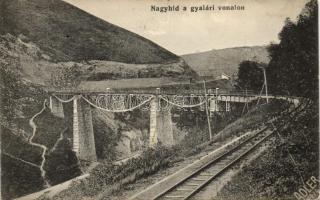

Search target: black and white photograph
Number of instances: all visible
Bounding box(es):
[0,0,318,199]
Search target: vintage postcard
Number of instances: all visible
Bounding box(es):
[0,0,318,199]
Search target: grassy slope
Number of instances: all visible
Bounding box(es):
[182,46,270,77]
[1,133,44,200]
[0,79,47,199]
[0,0,179,64]
[216,100,319,200]
[0,40,83,199]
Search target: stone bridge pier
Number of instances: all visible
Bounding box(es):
[49,96,64,118]
[149,96,174,148]
[72,96,97,161]
[49,96,97,161]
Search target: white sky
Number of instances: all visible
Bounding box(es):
[64,0,308,55]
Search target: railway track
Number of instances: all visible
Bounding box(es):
[152,127,274,200]
[128,99,306,200]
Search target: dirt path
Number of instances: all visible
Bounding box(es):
[28,99,50,187]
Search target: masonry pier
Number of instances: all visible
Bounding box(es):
[149,97,174,147]
[49,96,64,118]
[73,96,97,161]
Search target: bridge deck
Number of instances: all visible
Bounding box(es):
[48,87,254,96]
[46,78,242,95]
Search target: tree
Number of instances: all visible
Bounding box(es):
[236,60,266,92]
[49,65,82,90]
[267,0,318,98]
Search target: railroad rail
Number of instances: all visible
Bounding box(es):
[152,127,274,200]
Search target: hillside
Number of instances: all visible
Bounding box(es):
[0,0,181,64]
[0,34,196,86]
[182,46,270,77]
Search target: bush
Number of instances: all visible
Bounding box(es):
[73,146,177,197]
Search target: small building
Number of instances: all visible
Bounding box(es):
[216,73,231,80]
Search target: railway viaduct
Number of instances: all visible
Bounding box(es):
[47,79,298,161]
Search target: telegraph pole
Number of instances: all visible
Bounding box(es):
[203,80,212,141]
[262,67,269,103]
